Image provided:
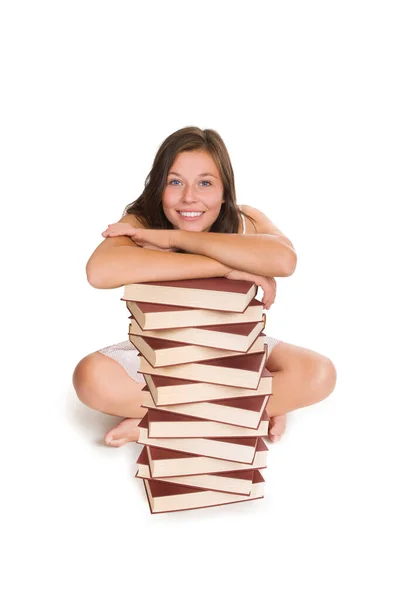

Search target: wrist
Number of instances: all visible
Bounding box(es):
[173,228,186,250]
[223,265,235,277]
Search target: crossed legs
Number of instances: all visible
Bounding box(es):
[72,342,337,445]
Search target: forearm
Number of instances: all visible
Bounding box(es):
[176,231,297,277]
[86,246,231,289]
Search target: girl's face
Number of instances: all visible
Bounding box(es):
[162,150,225,232]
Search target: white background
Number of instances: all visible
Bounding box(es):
[1,1,398,598]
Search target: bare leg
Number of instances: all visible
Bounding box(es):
[265,342,337,441]
[265,342,337,416]
[72,351,148,446]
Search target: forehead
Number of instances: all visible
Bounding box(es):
[169,150,219,175]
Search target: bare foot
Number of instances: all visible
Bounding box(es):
[104,418,141,447]
[268,414,287,442]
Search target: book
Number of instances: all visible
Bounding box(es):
[141,438,268,477]
[138,350,267,390]
[142,470,265,513]
[122,277,257,312]
[125,297,264,330]
[142,365,273,405]
[128,331,265,367]
[142,390,270,429]
[128,318,265,352]
[137,414,260,463]
[146,407,269,439]
[136,447,264,496]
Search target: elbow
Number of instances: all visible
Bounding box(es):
[86,258,139,288]
[86,261,108,289]
[280,249,297,277]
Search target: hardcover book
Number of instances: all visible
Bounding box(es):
[128,318,265,352]
[125,297,264,330]
[136,447,263,496]
[146,407,269,439]
[137,414,260,463]
[142,365,273,405]
[143,470,265,513]
[144,438,268,478]
[141,390,270,429]
[122,277,257,312]
[129,332,265,367]
[138,350,267,390]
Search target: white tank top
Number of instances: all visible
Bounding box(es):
[239,205,246,234]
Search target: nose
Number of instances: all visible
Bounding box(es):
[182,186,197,203]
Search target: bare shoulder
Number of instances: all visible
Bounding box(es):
[240,204,295,249]
[239,204,285,236]
[119,212,149,229]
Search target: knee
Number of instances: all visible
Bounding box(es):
[313,355,337,399]
[72,353,101,409]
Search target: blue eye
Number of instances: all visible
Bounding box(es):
[168,179,211,186]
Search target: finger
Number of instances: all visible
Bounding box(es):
[263,294,272,309]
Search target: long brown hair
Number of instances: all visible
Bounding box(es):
[123,126,257,233]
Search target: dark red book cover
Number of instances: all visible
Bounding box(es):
[127,297,263,314]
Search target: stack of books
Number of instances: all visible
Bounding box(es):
[121,277,273,514]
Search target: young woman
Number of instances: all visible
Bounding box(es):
[73,126,337,447]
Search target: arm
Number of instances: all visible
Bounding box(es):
[86,215,231,289]
[175,205,297,278]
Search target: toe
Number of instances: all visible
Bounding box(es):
[104,432,115,445]
[104,418,141,446]
[105,436,128,447]
[268,415,287,438]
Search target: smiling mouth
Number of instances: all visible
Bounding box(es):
[176,210,205,217]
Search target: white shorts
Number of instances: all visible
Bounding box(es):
[98,336,283,381]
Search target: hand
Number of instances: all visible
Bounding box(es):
[225,268,277,310]
[102,222,137,238]
[102,223,178,252]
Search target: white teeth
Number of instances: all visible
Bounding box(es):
[178,211,203,217]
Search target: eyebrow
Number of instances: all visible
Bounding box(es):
[168,171,218,179]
